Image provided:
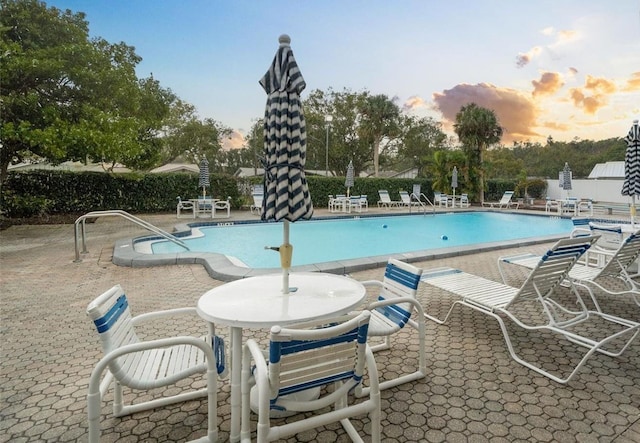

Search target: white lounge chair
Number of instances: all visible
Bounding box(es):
[358,259,426,394]
[482,191,519,209]
[250,192,263,215]
[377,189,401,208]
[240,311,381,443]
[86,284,227,442]
[421,236,640,384]
[545,197,561,214]
[499,230,640,313]
[399,190,420,207]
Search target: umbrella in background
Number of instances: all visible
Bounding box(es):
[622,119,640,227]
[260,34,313,294]
[198,158,210,198]
[561,162,572,198]
[451,166,458,202]
[345,160,354,196]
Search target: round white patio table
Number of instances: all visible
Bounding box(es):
[197,272,366,443]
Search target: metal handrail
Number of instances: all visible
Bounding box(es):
[74,210,189,262]
[409,193,436,215]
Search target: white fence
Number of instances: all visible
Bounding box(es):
[546,179,632,204]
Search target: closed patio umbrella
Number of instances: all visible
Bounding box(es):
[198,158,210,198]
[260,34,313,293]
[622,119,640,226]
[345,160,354,196]
[561,162,572,198]
[451,166,458,202]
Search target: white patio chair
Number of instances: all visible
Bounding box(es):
[176,196,194,218]
[86,284,227,443]
[499,230,640,313]
[458,193,470,208]
[240,311,380,443]
[545,197,561,214]
[213,197,231,218]
[357,259,426,394]
[348,194,362,212]
[359,194,369,212]
[422,236,640,384]
[434,192,448,208]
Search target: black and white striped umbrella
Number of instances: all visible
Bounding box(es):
[259,35,313,292]
[622,119,640,225]
[198,158,210,197]
[561,162,572,191]
[345,160,354,196]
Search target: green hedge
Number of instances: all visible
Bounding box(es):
[1,170,523,218]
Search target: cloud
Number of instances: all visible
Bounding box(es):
[568,75,617,114]
[432,83,539,143]
[623,72,640,91]
[222,130,245,150]
[516,46,543,68]
[403,95,428,111]
[532,72,564,97]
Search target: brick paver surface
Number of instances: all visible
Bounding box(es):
[1,208,638,442]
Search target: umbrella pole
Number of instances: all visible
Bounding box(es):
[632,196,636,228]
[281,220,292,294]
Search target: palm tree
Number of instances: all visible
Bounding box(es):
[453,103,503,204]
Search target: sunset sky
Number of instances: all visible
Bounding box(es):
[49,0,640,149]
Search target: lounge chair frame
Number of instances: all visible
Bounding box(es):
[421,237,640,384]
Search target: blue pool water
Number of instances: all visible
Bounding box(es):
[148,212,573,268]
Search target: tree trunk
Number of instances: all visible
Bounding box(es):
[478,145,485,204]
[373,137,380,177]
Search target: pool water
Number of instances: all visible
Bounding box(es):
[148,212,573,268]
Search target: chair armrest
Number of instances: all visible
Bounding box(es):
[131,307,199,326]
[360,280,383,289]
[367,296,425,317]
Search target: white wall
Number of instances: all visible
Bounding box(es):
[546,179,630,203]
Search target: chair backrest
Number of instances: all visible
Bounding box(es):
[378,190,391,203]
[588,222,623,251]
[399,191,411,204]
[374,259,423,327]
[598,230,640,277]
[510,236,598,306]
[252,193,264,206]
[267,311,371,402]
[500,191,514,204]
[460,194,469,203]
[87,284,140,361]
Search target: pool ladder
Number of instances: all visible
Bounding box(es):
[409,193,436,215]
[74,210,189,262]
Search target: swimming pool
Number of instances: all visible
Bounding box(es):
[117,212,574,280]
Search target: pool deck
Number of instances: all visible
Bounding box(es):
[1,205,639,442]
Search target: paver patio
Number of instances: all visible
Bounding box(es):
[1,207,638,442]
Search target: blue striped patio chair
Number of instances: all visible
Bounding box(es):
[86,284,226,443]
[422,236,640,384]
[358,259,426,394]
[240,311,380,443]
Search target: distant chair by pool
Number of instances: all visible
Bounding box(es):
[377,190,401,209]
[483,191,519,209]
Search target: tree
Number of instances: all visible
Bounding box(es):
[453,103,503,203]
[358,94,401,177]
[398,115,448,176]
[0,0,174,184]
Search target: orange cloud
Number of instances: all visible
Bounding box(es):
[222,130,245,150]
[532,72,564,97]
[584,75,616,93]
[623,72,640,91]
[432,83,539,143]
[568,75,617,115]
[403,95,427,111]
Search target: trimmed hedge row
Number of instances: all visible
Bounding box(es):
[1,170,523,218]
